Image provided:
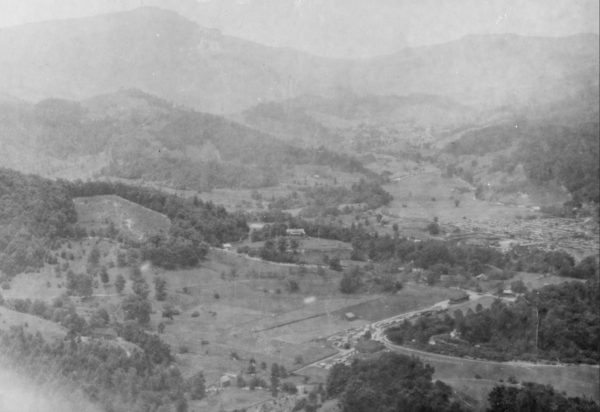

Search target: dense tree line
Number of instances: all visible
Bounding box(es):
[325,352,466,412]
[0,168,77,276]
[387,279,599,363]
[487,382,600,412]
[508,246,599,279]
[300,179,393,212]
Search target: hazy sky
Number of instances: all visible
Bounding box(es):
[0,0,597,49]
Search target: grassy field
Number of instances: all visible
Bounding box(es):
[74,195,171,241]
[0,306,66,340]
[337,284,464,321]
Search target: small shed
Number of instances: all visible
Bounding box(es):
[220,375,232,387]
[344,312,357,321]
[286,228,306,236]
[249,223,266,231]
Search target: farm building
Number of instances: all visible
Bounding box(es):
[449,293,469,304]
[249,222,266,231]
[220,374,236,387]
[286,228,306,236]
[344,312,357,321]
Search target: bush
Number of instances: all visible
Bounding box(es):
[426,222,440,235]
[340,266,362,294]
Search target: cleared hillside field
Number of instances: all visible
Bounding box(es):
[0,306,66,340]
[74,195,171,241]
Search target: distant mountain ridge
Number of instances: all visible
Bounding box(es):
[0,7,597,114]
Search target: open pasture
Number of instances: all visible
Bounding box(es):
[74,195,170,241]
[338,284,464,322]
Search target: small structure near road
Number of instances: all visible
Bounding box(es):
[344,312,358,321]
[220,373,236,388]
[286,228,306,236]
[449,293,469,305]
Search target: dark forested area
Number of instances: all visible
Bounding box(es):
[325,352,466,412]
[387,280,600,363]
[487,382,600,412]
[0,168,77,276]
[519,122,599,204]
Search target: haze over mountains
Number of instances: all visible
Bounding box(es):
[2,0,598,58]
[0,7,597,114]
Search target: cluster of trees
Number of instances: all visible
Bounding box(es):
[508,246,598,279]
[351,235,506,274]
[257,237,301,264]
[66,270,94,297]
[325,352,466,412]
[0,168,77,276]
[0,326,195,412]
[488,382,600,412]
[303,179,392,209]
[339,266,362,294]
[387,279,599,364]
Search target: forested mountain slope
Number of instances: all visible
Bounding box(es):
[0,89,371,190]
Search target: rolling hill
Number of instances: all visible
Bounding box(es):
[0,89,372,189]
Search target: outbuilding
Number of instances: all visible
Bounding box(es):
[344,312,357,321]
